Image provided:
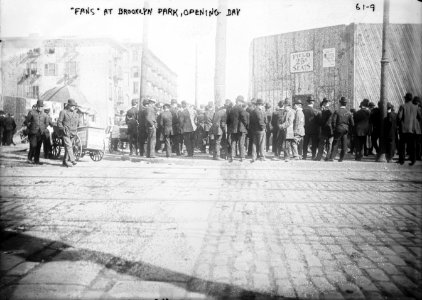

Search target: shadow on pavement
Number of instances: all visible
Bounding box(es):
[0,230,293,300]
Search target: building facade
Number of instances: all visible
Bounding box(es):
[1,36,177,127]
[249,23,422,110]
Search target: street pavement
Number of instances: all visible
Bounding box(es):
[0,144,421,299]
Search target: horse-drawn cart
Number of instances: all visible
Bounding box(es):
[51,126,106,161]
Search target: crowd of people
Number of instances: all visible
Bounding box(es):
[122,92,422,165]
[2,92,420,167]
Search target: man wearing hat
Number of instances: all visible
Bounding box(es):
[328,97,354,162]
[170,99,182,155]
[271,100,286,159]
[264,103,272,153]
[58,99,80,167]
[227,95,248,162]
[203,104,214,153]
[302,96,320,160]
[246,98,257,156]
[249,98,267,162]
[397,92,421,165]
[279,98,295,161]
[137,99,150,156]
[292,99,305,159]
[384,102,398,162]
[126,99,139,155]
[42,108,53,159]
[24,100,50,164]
[315,98,334,161]
[145,98,158,158]
[210,101,227,160]
[180,100,197,157]
[353,100,371,161]
[159,104,173,157]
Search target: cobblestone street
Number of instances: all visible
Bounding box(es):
[0,147,421,299]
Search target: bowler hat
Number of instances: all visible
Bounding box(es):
[127,111,134,118]
[339,97,347,105]
[236,95,244,102]
[294,99,302,105]
[320,98,330,107]
[404,92,413,101]
[131,99,138,106]
[256,99,264,105]
[307,97,315,103]
[36,100,44,107]
[67,99,77,107]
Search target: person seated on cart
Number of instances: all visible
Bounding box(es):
[57,99,81,167]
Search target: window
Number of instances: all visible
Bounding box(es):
[133,50,138,61]
[133,82,139,94]
[44,63,57,76]
[26,62,38,75]
[65,61,78,77]
[132,67,139,78]
[26,85,39,98]
[45,47,55,54]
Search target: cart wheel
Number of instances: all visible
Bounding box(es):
[90,150,104,161]
[73,135,82,161]
[51,136,62,159]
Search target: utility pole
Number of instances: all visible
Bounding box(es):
[139,0,150,106]
[376,0,390,162]
[214,0,227,107]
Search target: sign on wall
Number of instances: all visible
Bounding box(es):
[323,48,336,67]
[290,51,313,73]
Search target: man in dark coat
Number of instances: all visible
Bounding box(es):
[384,102,397,162]
[246,99,256,156]
[170,99,182,155]
[302,97,320,160]
[25,100,50,164]
[413,96,422,160]
[196,106,206,151]
[126,111,138,156]
[272,101,286,159]
[137,99,149,156]
[203,105,214,153]
[227,95,248,162]
[315,98,333,161]
[369,101,380,155]
[160,104,173,157]
[126,99,139,123]
[353,100,371,161]
[249,98,267,162]
[3,113,17,146]
[397,92,421,165]
[145,99,157,158]
[210,102,227,160]
[57,99,80,167]
[328,97,354,162]
[265,103,272,152]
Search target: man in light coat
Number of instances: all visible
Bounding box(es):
[57,99,80,167]
[280,98,295,162]
[293,99,305,159]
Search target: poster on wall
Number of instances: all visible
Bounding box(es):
[323,48,336,67]
[290,51,313,73]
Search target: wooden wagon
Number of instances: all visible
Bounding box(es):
[51,126,106,161]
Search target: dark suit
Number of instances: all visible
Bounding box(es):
[272,109,286,157]
[203,110,213,153]
[329,107,354,161]
[353,108,371,159]
[249,108,267,160]
[265,110,272,151]
[145,106,157,158]
[398,101,421,163]
[302,105,320,159]
[137,106,147,156]
[316,109,333,160]
[57,108,80,163]
[227,104,248,159]
[3,116,16,146]
[211,108,227,159]
[126,106,139,155]
[26,110,49,162]
[369,107,380,154]
[160,110,173,157]
[385,111,397,161]
[170,107,182,155]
